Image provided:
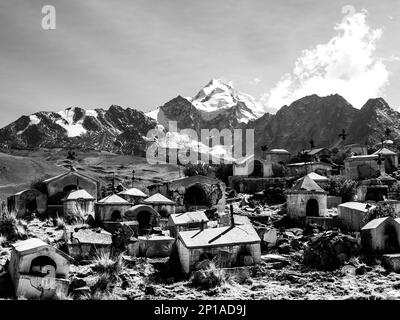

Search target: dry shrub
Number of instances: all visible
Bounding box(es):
[92,273,112,293]
[0,212,27,241]
[91,250,124,279]
[53,217,66,229]
[190,261,227,290]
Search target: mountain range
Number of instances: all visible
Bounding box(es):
[0,78,399,158]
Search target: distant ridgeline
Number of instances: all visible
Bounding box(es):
[1,83,399,158]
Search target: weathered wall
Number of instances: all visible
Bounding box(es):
[327,196,342,209]
[338,205,375,232]
[344,158,384,180]
[47,174,98,201]
[95,203,132,222]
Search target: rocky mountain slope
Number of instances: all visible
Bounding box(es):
[347,98,400,147]
[0,106,156,155]
[247,94,360,156]
[247,95,400,156]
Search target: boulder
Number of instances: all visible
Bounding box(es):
[303,231,360,270]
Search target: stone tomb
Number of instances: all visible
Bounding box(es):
[64,226,112,259]
[361,217,400,254]
[177,223,261,274]
[286,175,327,221]
[9,238,73,299]
[338,202,377,232]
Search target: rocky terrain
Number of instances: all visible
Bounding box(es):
[1,203,400,300]
[0,106,156,155]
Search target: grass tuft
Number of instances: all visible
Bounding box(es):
[91,250,124,278]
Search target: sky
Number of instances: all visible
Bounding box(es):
[0,0,399,127]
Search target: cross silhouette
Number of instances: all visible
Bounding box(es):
[339,129,347,141]
[261,145,268,152]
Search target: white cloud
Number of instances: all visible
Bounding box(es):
[261,10,391,110]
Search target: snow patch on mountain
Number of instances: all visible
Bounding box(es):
[56,108,87,137]
[145,108,160,121]
[86,109,98,118]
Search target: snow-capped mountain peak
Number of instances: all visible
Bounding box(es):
[146,78,271,126]
[190,78,266,122]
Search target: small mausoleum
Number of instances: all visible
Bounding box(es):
[118,188,148,204]
[9,238,73,299]
[286,175,328,220]
[7,189,47,218]
[167,211,209,238]
[361,217,400,253]
[124,204,160,235]
[43,169,99,215]
[338,202,377,232]
[62,189,95,221]
[177,222,261,274]
[95,194,132,223]
[143,193,176,217]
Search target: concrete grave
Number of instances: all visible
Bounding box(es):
[9,238,73,299]
[62,189,95,222]
[177,221,261,274]
[338,202,377,232]
[138,235,175,258]
[64,226,112,259]
[361,217,400,254]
